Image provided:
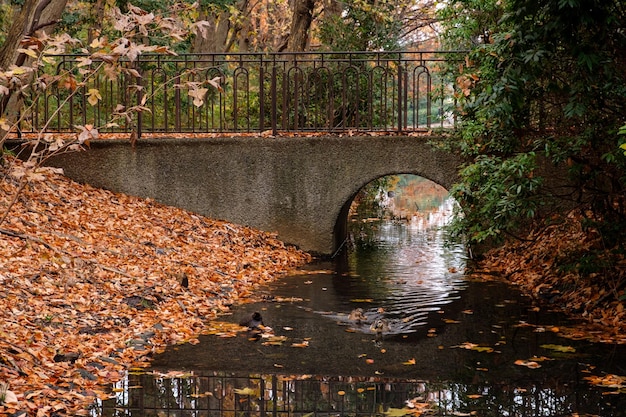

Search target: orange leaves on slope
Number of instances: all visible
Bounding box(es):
[476,211,626,344]
[0,157,311,414]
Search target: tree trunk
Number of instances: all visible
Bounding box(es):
[0,0,40,70]
[192,7,232,53]
[0,0,68,133]
[88,0,107,45]
[286,0,316,52]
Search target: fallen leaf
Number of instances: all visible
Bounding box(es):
[514,359,542,369]
[540,344,576,353]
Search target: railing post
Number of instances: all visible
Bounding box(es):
[271,64,277,136]
[259,55,265,132]
[135,57,142,139]
[397,54,403,133]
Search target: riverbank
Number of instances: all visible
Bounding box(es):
[0,158,311,415]
[473,210,626,344]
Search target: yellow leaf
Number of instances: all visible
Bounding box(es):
[402,358,416,365]
[18,48,39,59]
[233,387,258,396]
[87,88,102,106]
[540,344,576,353]
[383,407,411,416]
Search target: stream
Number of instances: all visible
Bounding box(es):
[96,198,626,417]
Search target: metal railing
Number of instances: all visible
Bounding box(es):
[24,51,461,138]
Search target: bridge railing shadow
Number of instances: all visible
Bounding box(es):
[24,51,463,138]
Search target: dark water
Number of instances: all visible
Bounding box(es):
[97,202,626,416]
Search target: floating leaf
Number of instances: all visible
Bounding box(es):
[384,407,411,416]
[457,342,494,353]
[515,359,542,369]
[540,344,576,353]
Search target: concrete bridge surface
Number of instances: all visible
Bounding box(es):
[47,135,464,255]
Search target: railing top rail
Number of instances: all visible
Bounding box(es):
[51,50,467,58]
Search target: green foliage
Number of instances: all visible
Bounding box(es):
[438,0,626,246]
[318,0,403,51]
[449,152,542,243]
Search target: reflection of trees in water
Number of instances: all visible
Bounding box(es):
[350,175,450,223]
[97,372,624,416]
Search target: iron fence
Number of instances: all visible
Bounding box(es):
[22,51,461,138]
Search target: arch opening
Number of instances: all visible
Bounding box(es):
[333,174,456,257]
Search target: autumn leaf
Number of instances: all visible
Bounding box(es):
[383,407,411,416]
[540,344,576,353]
[17,48,39,59]
[514,359,542,369]
[402,358,416,365]
[75,56,92,67]
[188,87,208,107]
[0,117,11,131]
[233,387,258,396]
[87,88,102,106]
[207,76,224,92]
[457,342,494,353]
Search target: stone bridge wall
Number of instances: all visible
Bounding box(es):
[46,136,464,255]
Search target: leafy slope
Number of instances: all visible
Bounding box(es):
[0,158,311,415]
[476,211,626,344]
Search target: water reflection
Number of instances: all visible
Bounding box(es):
[95,199,626,416]
[322,198,466,335]
[100,371,624,416]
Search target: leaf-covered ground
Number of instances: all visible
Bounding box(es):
[474,211,626,344]
[0,157,311,415]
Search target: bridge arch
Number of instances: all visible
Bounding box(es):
[46,136,464,256]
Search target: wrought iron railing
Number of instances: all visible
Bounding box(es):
[22,51,462,138]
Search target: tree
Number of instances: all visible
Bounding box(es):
[0,0,68,125]
[192,0,249,53]
[286,0,315,51]
[438,0,626,250]
[316,0,437,51]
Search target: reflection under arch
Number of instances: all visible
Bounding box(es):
[332,173,456,258]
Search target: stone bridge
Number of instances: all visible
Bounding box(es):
[47,135,464,256]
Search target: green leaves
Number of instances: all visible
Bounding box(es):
[439,0,626,247]
[449,152,542,244]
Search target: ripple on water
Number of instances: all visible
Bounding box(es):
[315,201,468,336]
